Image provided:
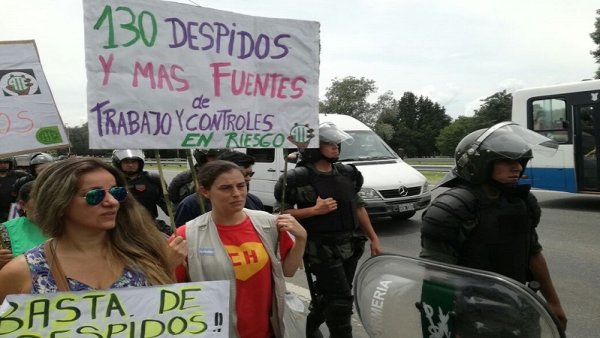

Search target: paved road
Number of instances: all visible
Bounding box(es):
[158,170,598,337]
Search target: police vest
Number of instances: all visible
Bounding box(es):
[295,163,360,234]
[458,187,535,283]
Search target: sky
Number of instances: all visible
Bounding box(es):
[3,0,599,127]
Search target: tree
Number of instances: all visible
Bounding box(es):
[67,123,92,156]
[381,92,452,157]
[435,116,477,156]
[320,76,377,125]
[434,90,512,157]
[372,90,397,139]
[591,9,600,79]
[472,90,512,128]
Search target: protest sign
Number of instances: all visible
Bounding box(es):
[84,0,320,149]
[0,40,70,157]
[0,281,229,337]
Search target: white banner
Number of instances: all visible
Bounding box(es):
[84,0,320,149]
[0,281,230,337]
[0,40,70,157]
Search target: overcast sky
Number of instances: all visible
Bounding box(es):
[3,0,599,126]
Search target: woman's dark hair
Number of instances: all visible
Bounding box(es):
[197,160,243,189]
[17,181,34,202]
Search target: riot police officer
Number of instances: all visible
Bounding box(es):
[11,152,54,208]
[275,122,381,338]
[167,148,229,206]
[419,121,567,331]
[112,149,171,235]
[0,157,28,222]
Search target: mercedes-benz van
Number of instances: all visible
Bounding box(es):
[246,113,431,219]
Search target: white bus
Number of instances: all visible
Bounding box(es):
[512,79,600,193]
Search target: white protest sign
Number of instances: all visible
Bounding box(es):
[0,281,230,337]
[0,40,70,157]
[84,0,320,149]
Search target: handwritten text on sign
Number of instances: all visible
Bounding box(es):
[84,0,320,149]
[0,281,229,337]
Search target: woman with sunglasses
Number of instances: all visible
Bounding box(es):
[173,160,306,338]
[0,157,186,302]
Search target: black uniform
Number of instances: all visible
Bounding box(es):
[0,170,29,222]
[167,169,195,206]
[420,182,542,283]
[126,172,171,234]
[275,162,366,338]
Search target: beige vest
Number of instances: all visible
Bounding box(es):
[185,209,287,338]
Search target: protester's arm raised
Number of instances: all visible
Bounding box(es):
[276,214,307,277]
[0,255,32,303]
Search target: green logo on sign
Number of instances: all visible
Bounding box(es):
[36,126,63,144]
[287,123,315,148]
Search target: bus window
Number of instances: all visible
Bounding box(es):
[531,98,568,143]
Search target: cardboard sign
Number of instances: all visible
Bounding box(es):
[0,281,230,337]
[0,40,70,157]
[84,0,320,149]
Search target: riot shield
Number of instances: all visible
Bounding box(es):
[354,254,565,338]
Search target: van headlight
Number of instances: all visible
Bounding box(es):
[422,182,429,193]
[358,188,381,200]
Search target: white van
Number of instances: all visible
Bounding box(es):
[246,113,431,219]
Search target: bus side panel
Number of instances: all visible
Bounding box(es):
[523,167,577,193]
[523,147,577,193]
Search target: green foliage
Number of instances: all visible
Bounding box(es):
[382,92,452,157]
[472,90,513,128]
[320,77,452,157]
[435,90,512,157]
[320,76,378,126]
[435,116,477,156]
[591,9,600,79]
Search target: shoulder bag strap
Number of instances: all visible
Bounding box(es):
[43,239,70,292]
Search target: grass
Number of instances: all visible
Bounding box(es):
[405,158,454,165]
[145,164,188,171]
[421,171,447,185]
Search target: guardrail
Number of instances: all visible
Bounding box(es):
[141,159,454,171]
[410,164,453,172]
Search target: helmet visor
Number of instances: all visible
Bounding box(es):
[319,122,354,145]
[113,149,144,161]
[477,122,558,159]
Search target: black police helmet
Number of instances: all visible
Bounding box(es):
[299,122,353,163]
[0,157,16,170]
[454,126,533,184]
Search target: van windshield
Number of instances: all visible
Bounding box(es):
[339,130,398,161]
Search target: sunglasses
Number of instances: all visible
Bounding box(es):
[84,186,128,206]
[243,171,255,178]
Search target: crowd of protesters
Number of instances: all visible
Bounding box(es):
[0,119,566,337]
